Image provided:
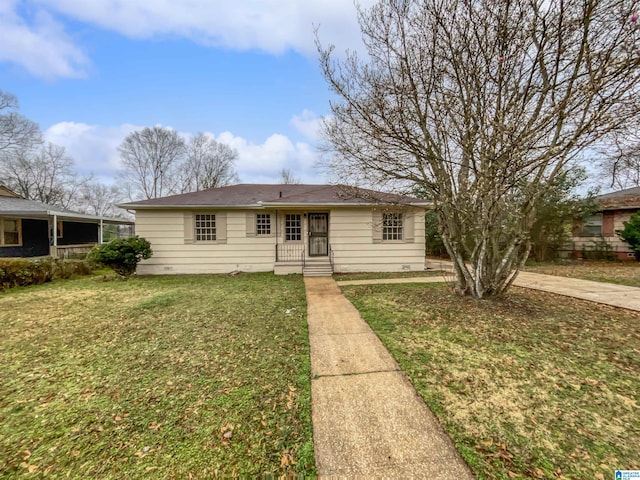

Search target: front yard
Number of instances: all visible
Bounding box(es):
[0,273,314,478]
[343,282,640,480]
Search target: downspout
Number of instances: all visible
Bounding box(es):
[99,218,104,244]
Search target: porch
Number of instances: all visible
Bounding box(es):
[274,243,335,276]
[272,211,334,276]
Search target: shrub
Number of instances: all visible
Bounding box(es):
[88,236,153,277]
[581,237,616,261]
[617,211,640,261]
[55,259,96,279]
[0,257,95,291]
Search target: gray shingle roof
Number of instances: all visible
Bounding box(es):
[597,187,640,210]
[119,184,429,208]
[0,196,132,223]
[0,196,79,216]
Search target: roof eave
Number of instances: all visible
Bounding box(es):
[0,210,133,224]
[119,201,432,209]
[118,203,264,210]
[261,201,431,207]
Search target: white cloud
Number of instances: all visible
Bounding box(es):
[44,122,325,185]
[0,1,89,79]
[44,122,140,182]
[33,0,372,56]
[290,109,324,142]
[2,0,372,79]
[212,131,324,183]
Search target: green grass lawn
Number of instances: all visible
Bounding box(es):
[524,260,640,288]
[342,283,640,480]
[0,273,314,478]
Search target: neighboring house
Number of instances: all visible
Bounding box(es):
[119,184,429,275]
[0,186,134,258]
[572,186,640,261]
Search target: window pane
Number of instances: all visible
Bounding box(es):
[382,213,403,240]
[285,214,301,241]
[580,214,602,237]
[256,214,271,235]
[195,214,216,241]
[3,219,20,245]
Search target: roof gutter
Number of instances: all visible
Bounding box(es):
[119,201,432,210]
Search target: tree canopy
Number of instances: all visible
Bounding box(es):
[318,0,640,297]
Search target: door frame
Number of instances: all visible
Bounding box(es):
[308,212,329,257]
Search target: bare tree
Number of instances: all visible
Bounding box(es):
[279,168,300,184]
[179,133,239,192]
[318,0,640,298]
[118,126,185,199]
[1,142,86,209]
[598,130,640,189]
[76,181,125,217]
[0,89,41,155]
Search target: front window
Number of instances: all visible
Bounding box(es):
[256,214,271,235]
[383,212,403,241]
[195,214,216,241]
[580,214,602,237]
[2,218,21,246]
[285,214,302,241]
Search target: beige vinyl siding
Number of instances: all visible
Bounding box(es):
[133,206,427,274]
[135,209,276,274]
[329,207,425,272]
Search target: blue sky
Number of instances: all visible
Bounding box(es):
[0,0,373,184]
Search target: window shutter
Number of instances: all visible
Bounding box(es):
[372,210,383,244]
[184,212,194,244]
[246,213,256,237]
[216,212,227,244]
[404,211,415,243]
[603,212,614,237]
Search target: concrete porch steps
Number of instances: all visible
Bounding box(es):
[303,258,333,277]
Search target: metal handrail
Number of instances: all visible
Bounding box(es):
[301,247,306,268]
[276,243,305,263]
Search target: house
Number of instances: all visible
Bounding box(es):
[0,186,134,258]
[572,186,640,261]
[118,184,429,275]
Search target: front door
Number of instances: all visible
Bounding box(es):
[308,213,328,256]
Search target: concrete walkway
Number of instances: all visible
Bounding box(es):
[338,259,640,312]
[304,277,475,479]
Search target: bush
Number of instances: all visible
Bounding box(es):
[88,236,153,277]
[617,211,640,261]
[0,257,95,291]
[55,259,96,279]
[581,236,616,261]
[424,210,448,257]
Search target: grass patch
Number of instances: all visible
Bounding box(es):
[342,283,640,480]
[333,270,443,281]
[0,273,314,478]
[524,260,640,288]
